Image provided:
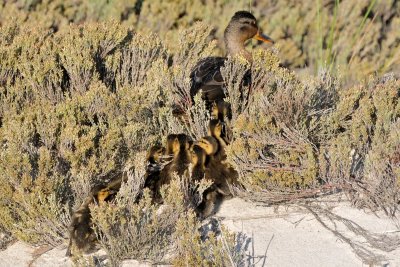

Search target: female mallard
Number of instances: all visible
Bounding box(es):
[190,11,274,104]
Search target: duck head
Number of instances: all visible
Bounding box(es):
[224,11,274,61]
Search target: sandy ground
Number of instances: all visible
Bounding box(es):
[214,196,400,266]
[1,194,399,267]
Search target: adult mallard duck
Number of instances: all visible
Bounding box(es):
[190,10,274,104]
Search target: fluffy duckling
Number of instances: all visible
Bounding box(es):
[166,134,192,176]
[66,195,97,257]
[146,145,166,164]
[205,120,242,195]
[208,119,230,147]
[205,119,231,164]
[66,173,126,256]
[153,134,192,203]
[165,134,178,155]
[66,185,105,257]
[190,144,207,182]
[189,144,224,218]
[144,145,166,194]
[196,187,221,219]
[193,141,230,199]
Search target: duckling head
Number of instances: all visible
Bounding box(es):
[96,188,112,204]
[190,145,207,167]
[169,134,191,155]
[196,136,219,156]
[211,101,232,121]
[208,119,224,138]
[166,134,178,155]
[146,145,165,163]
[176,134,191,151]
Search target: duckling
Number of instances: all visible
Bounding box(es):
[208,119,230,147]
[206,119,231,164]
[146,145,166,164]
[189,144,224,218]
[167,134,191,176]
[66,173,127,256]
[190,144,207,182]
[190,11,274,105]
[66,187,102,257]
[96,188,114,204]
[165,134,178,155]
[144,145,167,193]
[192,142,229,198]
[196,187,221,219]
[95,174,125,204]
[153,134,192,203]
[207,119,243,195]
[66,198,96,256]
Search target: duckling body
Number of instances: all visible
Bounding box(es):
[206,161,236,197]
[196,136,219,157]
[190,11,274,105]
[190,144,207,182]
[147,145,166,165]
[144,145,167,197]
[66,172,127,256]
[196,187,221,219]
[204,119,241,196]
[189,144,221,218]
[66,195,97,257]
[208,119,229,161]
[166,134,191,177]
[66,184,106,257]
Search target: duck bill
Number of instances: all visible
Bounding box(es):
[254,31,275,44]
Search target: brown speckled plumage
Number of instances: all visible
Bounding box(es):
[190,11,274,105]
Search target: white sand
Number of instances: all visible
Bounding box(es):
[1,194,399,267]
[215,196,400,266]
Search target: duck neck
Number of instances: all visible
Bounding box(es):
[224,34,252,62]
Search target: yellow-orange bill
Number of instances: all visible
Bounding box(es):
[254,31,275,44]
